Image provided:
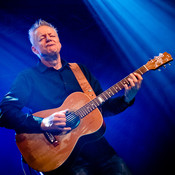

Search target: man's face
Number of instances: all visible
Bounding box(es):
[32,25,61,60]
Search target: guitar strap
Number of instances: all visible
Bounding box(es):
[69,63,96,100]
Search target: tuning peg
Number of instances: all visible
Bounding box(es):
[168,63,171,66]
[163,65,166,68]
[158,69,161,71]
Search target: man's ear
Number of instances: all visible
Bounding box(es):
[31,46,39,55]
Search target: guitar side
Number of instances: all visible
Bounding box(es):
[15,92,105,172]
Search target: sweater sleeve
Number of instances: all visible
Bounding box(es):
[78,64,134,117]
[0,72,43,133]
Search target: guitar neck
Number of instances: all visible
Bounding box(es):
[75,64,149,119]
[100,64,149,102]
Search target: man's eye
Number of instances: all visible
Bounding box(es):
[39,38,44,41]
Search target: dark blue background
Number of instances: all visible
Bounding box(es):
[0,0,175,174]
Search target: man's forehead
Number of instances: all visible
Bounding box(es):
[34,26,57,36]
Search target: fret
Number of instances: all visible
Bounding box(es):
[113,85,119,91]
[76,110,83,118]
[85,106,91,114]
[86,106,91,113]
[109,86,114,93]
[93,98,101,106]
[78,109,84,117]
[104,91,111,98]
[98,94,104,101]
[134,66,148,75]
[117,84,122,90]
[121,79,130,87]
[87,101,97,110]
[143,65,149,71]
[106,90,113,97]
[135,68,143,75]
[111,85,118,93]
[89,101,97,109]
[116,82,123,90]
[120,81,125,87]
[76,110,82,117]
[109,90,114,96]
[77,100,98,119]
[123,78,130,85]
[101,93,108,100]
[79,108,86,117]
[97,96,105,104]
[81,108,87,118]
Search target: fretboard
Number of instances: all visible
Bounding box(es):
[74,65,149,119]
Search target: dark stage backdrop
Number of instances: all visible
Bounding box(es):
[0,0,175,175]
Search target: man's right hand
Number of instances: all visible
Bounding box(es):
[40,109,72,131]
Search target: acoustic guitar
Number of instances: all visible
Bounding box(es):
[15,52,173,172]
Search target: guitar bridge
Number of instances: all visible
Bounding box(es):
[44,132,59,147]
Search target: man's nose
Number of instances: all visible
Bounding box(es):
[46,35,52,42]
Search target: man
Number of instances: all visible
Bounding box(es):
[0,19,142,175]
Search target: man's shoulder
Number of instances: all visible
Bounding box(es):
[21,66,37,74]
[17,65,39,78]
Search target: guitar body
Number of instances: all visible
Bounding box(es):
[15,92,105,172]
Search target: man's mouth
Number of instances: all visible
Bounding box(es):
[46,44,55,47]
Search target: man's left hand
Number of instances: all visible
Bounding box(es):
[124,73,143,103]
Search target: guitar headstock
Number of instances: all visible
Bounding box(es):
[145,52,173,70]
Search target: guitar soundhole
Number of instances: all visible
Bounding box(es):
[66,111,80,129]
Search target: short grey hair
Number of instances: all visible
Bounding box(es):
[28,19,58,45]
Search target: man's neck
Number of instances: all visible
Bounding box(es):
[41,55,62,70]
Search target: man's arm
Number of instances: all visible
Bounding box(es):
[0,73,43,133]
